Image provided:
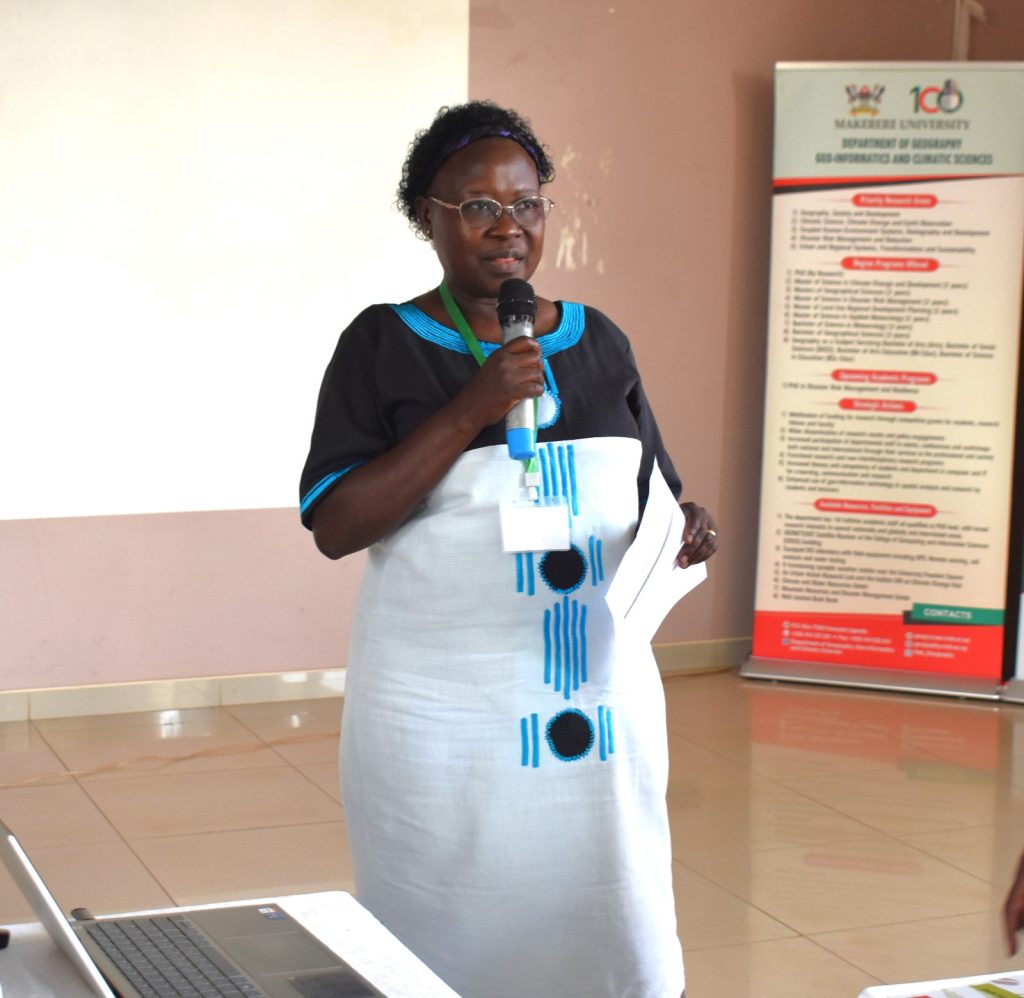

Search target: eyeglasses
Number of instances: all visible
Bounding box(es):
[427,195,554,229]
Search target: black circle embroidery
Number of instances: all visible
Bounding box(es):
[546,709,595,761]
[539,546,587,594]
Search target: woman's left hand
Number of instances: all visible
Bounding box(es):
[1004,849,1024,955]
[677,502,718,568]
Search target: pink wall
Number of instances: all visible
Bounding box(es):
[469,0,1024,646]
[3,2,1022,692]
[0,511,364,688]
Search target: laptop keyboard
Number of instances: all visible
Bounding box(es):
[84,914,264,997]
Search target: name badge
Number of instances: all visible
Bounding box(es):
[499,496,571,553]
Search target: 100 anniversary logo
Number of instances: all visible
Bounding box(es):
[845,80,965,116]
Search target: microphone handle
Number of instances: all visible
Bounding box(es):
[502,314,537,461]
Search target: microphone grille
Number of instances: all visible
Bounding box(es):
[497,278,536,319]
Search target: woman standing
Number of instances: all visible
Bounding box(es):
[300,100,717,998]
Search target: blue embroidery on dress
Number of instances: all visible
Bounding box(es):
[537,390,561,429]
[521,706,614,767]
[557,447,570,513]
[537,360,562,430]
[538,592,590,695]
[567,445,579,516]
[548,597,589,700]
[580,605,588,684]
[571,600,580,692]
[560,596,571,700]
[514,552,538,595]
[520,714,542,768]
[543,609,552,685]
[391,301,585,356]
[498,402,624,770]
[538,442,578,523]
[552,601,562,693]
[543,443,558,498]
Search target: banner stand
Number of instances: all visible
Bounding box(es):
[742,657,1001,701]
[999,310,1024,703]
[749,62,1024,699]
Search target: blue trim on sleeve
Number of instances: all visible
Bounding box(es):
[300,461,364,517]
[390,301,585,358]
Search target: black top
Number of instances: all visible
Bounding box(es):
[299,301,681,527]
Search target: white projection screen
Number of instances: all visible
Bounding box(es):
[0,0,468,520]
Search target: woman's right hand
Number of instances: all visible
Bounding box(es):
[456,335,545,428]
[310,335,544,560]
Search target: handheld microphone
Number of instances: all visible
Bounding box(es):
[497,278,538,461]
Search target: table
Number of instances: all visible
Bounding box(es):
[0,891,461,998]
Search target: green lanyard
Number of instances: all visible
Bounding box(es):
[438,280,540,479]
[439,280,488,365]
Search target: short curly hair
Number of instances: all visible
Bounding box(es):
[396,100,555,232]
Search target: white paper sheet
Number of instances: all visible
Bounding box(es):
[604,463,707,641]
[859,970,1024,997]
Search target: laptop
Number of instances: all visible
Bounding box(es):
[0,820,385,997]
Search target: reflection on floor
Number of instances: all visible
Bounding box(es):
[3,668,1024,997]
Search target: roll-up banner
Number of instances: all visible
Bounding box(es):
[745,62,1024,699]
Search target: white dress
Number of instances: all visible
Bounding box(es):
[301,303,685,998]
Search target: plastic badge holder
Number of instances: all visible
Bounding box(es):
[500,496,570,552]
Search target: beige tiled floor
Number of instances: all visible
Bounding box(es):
[3,669,1024,996]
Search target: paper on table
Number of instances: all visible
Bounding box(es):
[858,970,1024,997]
[604,462,707,642]
[278,893,462,998]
